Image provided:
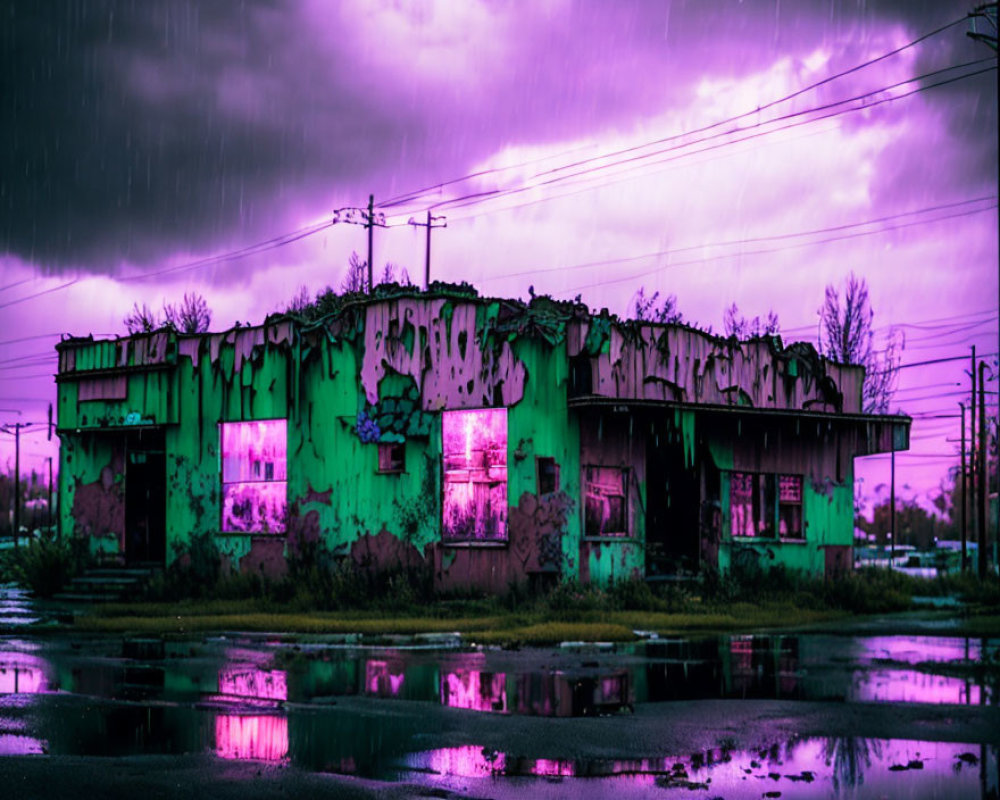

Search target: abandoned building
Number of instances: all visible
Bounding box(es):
[54,285,909,592]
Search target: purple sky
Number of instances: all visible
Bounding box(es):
[1,0,997,515]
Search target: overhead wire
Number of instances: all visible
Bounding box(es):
[379,14,969,213]
[425,60,996,219]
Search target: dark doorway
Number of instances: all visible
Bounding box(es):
[124,429,166,565]
[645,421,700,577]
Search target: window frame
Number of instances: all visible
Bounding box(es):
[728,471,804,541]
[218,419,288,535]
[377,442,406,474]
[440,407,509,544]
[582,464,630,539]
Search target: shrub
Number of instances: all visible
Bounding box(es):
[8,535,75,597]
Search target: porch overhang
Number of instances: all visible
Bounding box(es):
[567,396,910,454]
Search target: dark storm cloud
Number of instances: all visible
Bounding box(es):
[0,0,409,272]
[0,0,991,274]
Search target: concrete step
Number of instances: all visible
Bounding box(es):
[52,591,122,604]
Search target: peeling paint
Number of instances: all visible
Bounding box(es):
[56,290,908,586]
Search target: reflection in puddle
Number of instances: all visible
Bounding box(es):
[441,670,507,712]
[216,666,287,704]
[0,652,49,694]
[404,739,998,797]
[364,659,405,698]
[215,715,288,762]
[851,667,988,705]
[0,734,46,755]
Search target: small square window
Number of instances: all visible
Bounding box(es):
[778,474,803,539]
[378,442,406,473]
[536,457,559,495]
[584,465,628,536]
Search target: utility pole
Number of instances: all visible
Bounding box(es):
[47,456,53,537]
[971,345,978,571]
[890,447,896,566]
[408,211,447,289]
[367,194,375,292]
[332,197,386,292]
[961,402,968,572]
[978,359,988,580]
[1,422,31,548]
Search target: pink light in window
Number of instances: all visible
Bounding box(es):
[442,409,507,541]
[215,715,288,762]
[221,421,287,483]
[217,667,287,702]
[220,420,287,533]
[440,670,507,713]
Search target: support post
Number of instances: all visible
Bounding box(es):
[961,402,968,572]
[978,359,988,580]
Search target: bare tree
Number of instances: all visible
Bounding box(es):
[285,285,312,315]
[819,273,903,414]
[379,262,412,286]
[163,292,212,333]
[341,251,368,294]
[123,302,158,334]
[632,287,683,323]
[723,303,780,338]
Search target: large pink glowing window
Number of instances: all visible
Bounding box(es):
[442,409,507,541]
[220,420,287,533]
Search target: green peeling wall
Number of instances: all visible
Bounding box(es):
[56,290,905,589]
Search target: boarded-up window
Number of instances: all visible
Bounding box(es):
[730,472,803,540]
[730,472,774,538]
[220,420,287,533]
[584,466,628,537]
[536,457,559,495]
[442,408,507,541]
[778,474,803,539]
[378,442,405,473]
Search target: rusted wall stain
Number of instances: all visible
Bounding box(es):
[70,450,126,550]
[361,299,526,410]
[435,489,572,592]
[240,537,289,579]
[350,528,427,574]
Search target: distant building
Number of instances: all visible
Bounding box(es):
[55,286,909,591]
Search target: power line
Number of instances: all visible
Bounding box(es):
[0,333,63,347]
[555,204,996,296]
[380,14,968,214]
[431,60,995,219]
[482,196,996,283]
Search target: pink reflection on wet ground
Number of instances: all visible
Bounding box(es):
[215,666,287,706]
[0,734,47,755]
[403,739,995,797]
[365,660,405,698]
[421,745,506,777]
[0,652,49,694]
[858,635,983,665]
[441,670,507,713]
[215,715,288,762]
[851,668,988,705]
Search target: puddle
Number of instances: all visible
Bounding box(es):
[394,739,999,798]
[0,585,40,627]
[0,631,997,795]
